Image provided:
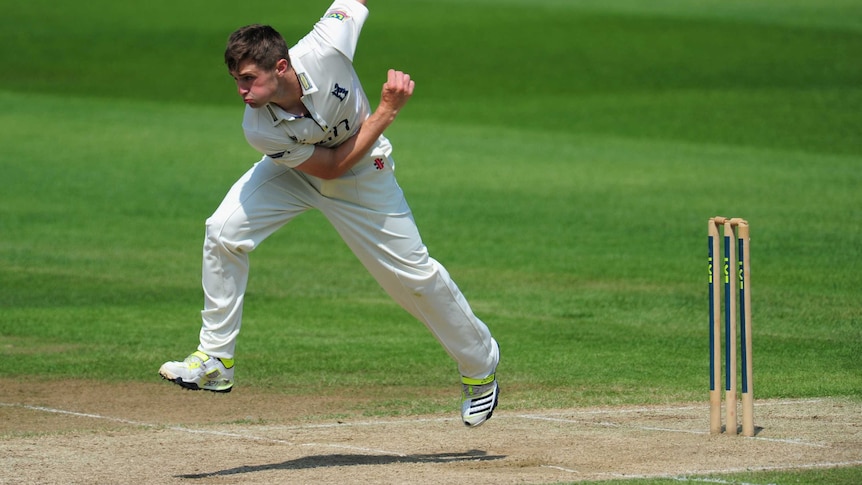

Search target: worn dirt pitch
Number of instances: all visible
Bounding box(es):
[1,379,861,484]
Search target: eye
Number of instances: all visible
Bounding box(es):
[230,73,255,83]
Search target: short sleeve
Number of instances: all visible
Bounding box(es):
[307,0,369,61]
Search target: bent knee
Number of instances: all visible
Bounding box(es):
[205,216,253,253]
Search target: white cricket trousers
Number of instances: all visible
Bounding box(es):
[197,155,499,379]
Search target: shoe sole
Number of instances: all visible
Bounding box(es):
[159,372,232,393]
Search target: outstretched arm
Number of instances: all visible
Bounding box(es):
[295,69,414,180]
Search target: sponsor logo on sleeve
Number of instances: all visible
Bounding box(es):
[324,10,349,21]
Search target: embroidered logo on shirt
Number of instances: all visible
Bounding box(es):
[325,10,349,21]
[331,83,348,101]
[373,158,385,170]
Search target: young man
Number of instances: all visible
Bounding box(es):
[159,0,500,427]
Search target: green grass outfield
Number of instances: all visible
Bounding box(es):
[1,0,861,483]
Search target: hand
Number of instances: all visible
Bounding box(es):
[379,69,415,115]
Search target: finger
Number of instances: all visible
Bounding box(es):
[397,72,414,93]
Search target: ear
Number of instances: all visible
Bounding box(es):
[275,58,290,75]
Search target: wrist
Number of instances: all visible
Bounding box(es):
[372,105,399,124]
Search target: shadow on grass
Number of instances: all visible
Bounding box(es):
[177,449,504,478]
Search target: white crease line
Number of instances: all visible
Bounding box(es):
[254,416,456,431]
[532,405,705,416]
[158,397,835,434]
[528,399,825,417]
[518,414,710,436]
[250,413,709,435]
[747,436,828,447]
[515,414,829,447]
[1,403,153,427]
[542,464,579,474]
[1,400,843,451]
[0,403,406,457]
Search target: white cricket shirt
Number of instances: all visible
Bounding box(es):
[242,0,393,169]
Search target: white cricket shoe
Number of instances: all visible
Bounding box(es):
[461,373,499,427]
[159,351,234,393]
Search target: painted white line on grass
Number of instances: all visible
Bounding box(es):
[254,415,456,431]
[755,399,825,406]
[746,436,828,448]
[516,413,828,447]
[527,398,825,418]
[0,402,407,457]
[172,402,830,450]
[517,413,710,436]
[517,414,829,448]
[6,401,859,480]
[529,405,706,416]
[516,398,834,448]
[1,403,154,427]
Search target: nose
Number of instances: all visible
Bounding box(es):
[236,80,250,95]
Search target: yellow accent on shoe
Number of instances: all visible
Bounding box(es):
[461,374,495,386]
[190,351,234,369]
[189,351,210,368]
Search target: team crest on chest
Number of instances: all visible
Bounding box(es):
[331,83,348,101]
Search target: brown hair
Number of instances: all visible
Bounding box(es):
[224,24,290,72]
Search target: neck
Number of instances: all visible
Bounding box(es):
[271,67,309,116]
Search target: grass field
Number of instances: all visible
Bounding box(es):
[1,0,861,483]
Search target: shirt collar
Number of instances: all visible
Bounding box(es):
[290,55,318,95]
[261,52,329,131]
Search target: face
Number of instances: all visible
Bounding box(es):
[229,60,282,108]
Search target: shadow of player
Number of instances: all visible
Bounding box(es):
[177,449,506,479]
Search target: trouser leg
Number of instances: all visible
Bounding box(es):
[198,159,312,358]
[318,163,498,379]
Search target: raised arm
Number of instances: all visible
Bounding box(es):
[295,69,414,180]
